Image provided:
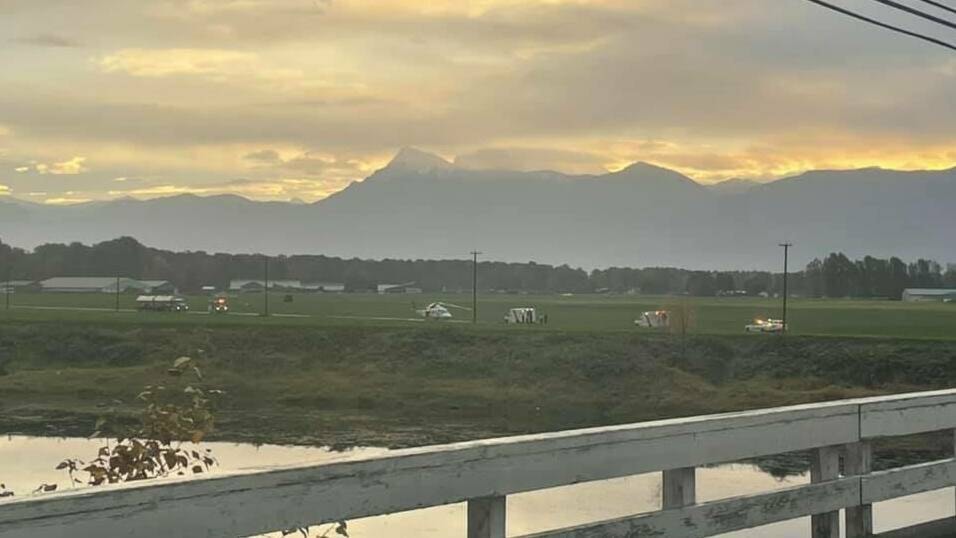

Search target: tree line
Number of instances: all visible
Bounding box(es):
[0,237,953,298]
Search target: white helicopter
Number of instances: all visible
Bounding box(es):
[745,318,786,334]
[415,301,472,320]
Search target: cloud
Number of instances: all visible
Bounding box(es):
[454,147,609,174]
[2,0,956,201]
[15,166,30,173]
[44,197,93,205]
[13,34,82,47]
[0,184,10,196]
[243,149,282,163]
[281,154,339,176]
[242,148,373,179]
[107,176,350,202]
[35,156,89,175]
[96,48,314,93]
[99,48,260,78]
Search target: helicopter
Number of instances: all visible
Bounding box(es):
[745,318,786,333]
[415,301,472,320]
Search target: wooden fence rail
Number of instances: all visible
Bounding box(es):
[3,389,956,537]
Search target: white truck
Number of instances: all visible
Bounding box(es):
[136,295,189,312]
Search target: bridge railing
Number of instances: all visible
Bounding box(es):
[3,389,956,538]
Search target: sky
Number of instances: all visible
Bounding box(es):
[2,0,956,204]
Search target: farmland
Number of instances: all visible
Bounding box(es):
[1,315,954,465]
[2,291,955,468]
[1,291,955,339]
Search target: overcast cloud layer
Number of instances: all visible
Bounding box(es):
[2,0,956,203]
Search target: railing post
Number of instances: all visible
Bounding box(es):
[811,446,841,538]
[662,467,696,509]
[845,441,873,537]
[468,496,506,538]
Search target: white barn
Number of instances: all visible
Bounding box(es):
[229,280,345,293]
[38,277,175,294]
[902,288,956,302]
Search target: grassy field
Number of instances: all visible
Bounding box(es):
[2,291,955,339]
[2,295,955,470]
[2,320,955,468]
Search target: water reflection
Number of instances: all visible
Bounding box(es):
[0,436,951,537]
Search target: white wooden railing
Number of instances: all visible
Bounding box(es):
[4,389,956,538]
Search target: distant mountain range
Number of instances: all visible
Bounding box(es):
[2,148,954,270]
[707,178,761,195]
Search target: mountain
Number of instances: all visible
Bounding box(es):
[708,178,760,195]
[1,151,954,269]
[385,146,456,172]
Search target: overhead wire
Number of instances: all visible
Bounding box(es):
[801,0,956,52]
[913,0,956,17]
[868,0,956,30]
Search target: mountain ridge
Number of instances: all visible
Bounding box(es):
[1,150,954,270]
[7,149,947,207]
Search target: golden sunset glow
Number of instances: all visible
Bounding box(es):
[2,0,955,203]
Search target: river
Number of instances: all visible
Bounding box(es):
[1,436,952,537]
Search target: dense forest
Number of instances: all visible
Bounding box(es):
[0,237,954,298]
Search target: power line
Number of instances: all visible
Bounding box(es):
[470,250,481,324]
[869,0,956,31]
[263,255,270,317]
[779,243,793,335]
[915,0,956,17]
[802,0,956,52]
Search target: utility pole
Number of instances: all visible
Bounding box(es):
[263,256,270,317]
[4,267,10,311]
[115,276,121,312]
[779,243,792,334]
[471,251,481,324]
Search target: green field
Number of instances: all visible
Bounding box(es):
[2,318,955,465]
[2,291,955,339]
[3,292,956,469]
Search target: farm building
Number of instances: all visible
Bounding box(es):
[902,288,956,302]
[38,277,174,294]
[229,280,344,293]
[0,280,39,293]
[377,282,422,294]
[230,279,301,292]
[39,277,134,293]
[140,280,178,294]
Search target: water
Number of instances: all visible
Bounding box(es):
[1,436,952,537]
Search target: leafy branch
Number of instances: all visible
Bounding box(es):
[57,356,221,488]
